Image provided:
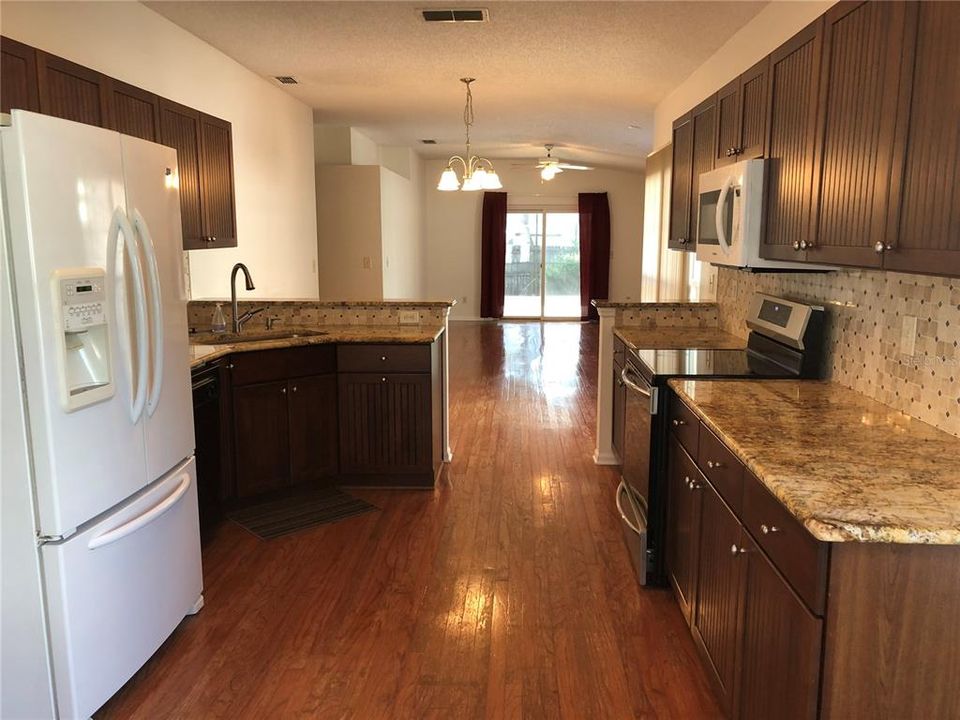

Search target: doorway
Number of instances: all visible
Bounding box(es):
[503,210,581,319]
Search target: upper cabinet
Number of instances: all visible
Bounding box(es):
[36,51,110,127]
[884,2,960,277]
[761,19,824,263]
[0,36,237,252]
[667,1,960,279]
[1,37,39,114]
[806,1,910,269]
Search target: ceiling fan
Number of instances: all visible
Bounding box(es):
[516,144,594,181]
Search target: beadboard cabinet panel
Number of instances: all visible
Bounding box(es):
[1,37,39,114]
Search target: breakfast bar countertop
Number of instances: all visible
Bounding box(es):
[189,324,445,369]
[668,379,960,544]
[614,326,745,352]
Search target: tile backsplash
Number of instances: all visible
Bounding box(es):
[717,267,960,439]
[615,302,720,328]
[188,300,452,331]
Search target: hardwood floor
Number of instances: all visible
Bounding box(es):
[98,321,721,719]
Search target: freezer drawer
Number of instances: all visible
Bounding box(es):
[41,456,202,719]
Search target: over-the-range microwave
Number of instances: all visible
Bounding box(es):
[695,159,827,270]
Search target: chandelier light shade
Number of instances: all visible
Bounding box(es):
[436,78,502,192]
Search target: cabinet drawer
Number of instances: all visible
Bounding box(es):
[337,344,431,373]
[669,393,700,456]
[697,426,744,515]
[284,345,335,378]
[228,349,287,386]
[742,469,828,615]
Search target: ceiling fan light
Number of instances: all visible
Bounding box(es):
[482,170,503,189]
[437,167,460,191]
[541,165,558,181]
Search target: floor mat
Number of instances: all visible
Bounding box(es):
[229,487,378,540]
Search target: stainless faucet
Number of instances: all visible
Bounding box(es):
[230,263,264,333]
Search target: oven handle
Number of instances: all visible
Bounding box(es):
[621,365,651,397]
[616,480,642,535]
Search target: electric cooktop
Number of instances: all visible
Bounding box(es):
[631,347,798,384]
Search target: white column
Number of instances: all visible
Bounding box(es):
[594,306,618,465]
[441,307,453,462]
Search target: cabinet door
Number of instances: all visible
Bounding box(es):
[808,1,909,269]
[715,79,741,167]
[666,437,703,624]
[884,2,960,277]
[233,381,290,497]
[693,479,745,715]
[338,373,432,475]
[158,99,205,248]
[738,534,822,720]
[36,51,109,127]
[668,112,694,250]
[738,57,770,160]
[1,36,39,114]
[288,374,339,485]
[688,95,717,249]
[611,364,625,464]
[105,78,160,142]
[198,113,238,248]
[762,19,824,262]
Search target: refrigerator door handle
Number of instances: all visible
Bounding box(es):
[108,208,149,423]
[87,472,191,550]
[132,208,164,416]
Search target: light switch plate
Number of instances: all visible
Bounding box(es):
[399,310,420,325]
[900,315,917,356]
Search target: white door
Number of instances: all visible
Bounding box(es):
[2,111,149,536]
[120,135,195,480]
[41,456,202,720]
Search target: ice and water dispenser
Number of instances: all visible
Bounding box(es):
[52,268,113,411]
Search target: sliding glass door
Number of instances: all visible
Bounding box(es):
[504,210,580,319]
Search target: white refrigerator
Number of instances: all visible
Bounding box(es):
[1,110,202,719]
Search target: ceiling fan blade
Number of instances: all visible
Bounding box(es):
[557,163,593,170]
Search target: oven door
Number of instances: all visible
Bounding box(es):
[620,362,657,507]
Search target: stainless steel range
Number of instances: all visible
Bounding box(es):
[617,294,826,586]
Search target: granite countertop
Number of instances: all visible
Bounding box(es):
[189,324,445,369]
[668,379,960,545]
[591,300,717,309]
[614,326,745,351]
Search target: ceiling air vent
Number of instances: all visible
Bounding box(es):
[421,139,438,145]
[274,76,298,85]
[421,8,488,23]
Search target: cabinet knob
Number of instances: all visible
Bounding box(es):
[672,419,685,427]
[793,240,801,251]
[874,241,892,254]
[688,479,700,491]
[381,377,387,383]
[381,355,387,361]
[291,385,297,393]
[281,386,287,394]
[730,544,747,555]
[706,460,722,469]
[760,524,780,535]
[227,363,234,370]
[799,239,808,250]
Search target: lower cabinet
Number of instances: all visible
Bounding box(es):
[233,379,292,497]
[666,436,702,623]
[288,374,339,484]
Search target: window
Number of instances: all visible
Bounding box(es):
[504,210,581,319]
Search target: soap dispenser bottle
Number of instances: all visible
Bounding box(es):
[211,303,227,334]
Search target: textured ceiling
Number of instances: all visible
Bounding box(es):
[147,1,767,169]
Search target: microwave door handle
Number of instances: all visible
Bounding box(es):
[132,209,164,416]
[108,208,149,423]
[715,176,734,256]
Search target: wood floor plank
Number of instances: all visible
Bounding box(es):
[96,321,721,719]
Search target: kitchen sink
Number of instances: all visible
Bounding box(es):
[190,328,330,345]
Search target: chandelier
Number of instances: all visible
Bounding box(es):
[436,78,502,192]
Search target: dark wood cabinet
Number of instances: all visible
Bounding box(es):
[692,478,744,715]
[158,99,205,247]
[738,533,822,720]
[36,50,110,127]
[762,18,825,263]
[1,36,39,114]
[233,380,291,498]
[668,112,694,250]
[807,1,909,269]
[715,58,770,167]
[688,96,717,249]
[666,436,703,624]
[198,113,238,248]
[288,374,339,485]
[105,78,161,142]
[884,1,960,277]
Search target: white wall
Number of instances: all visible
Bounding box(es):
[653,1,835,147]
[2,1,319,300]
[380,152,426,299]
[315,166,384,300]
[423,160,645,319]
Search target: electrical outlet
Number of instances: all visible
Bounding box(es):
[361,256,371,270]
[901,315,918,356]
[399,310,420,325]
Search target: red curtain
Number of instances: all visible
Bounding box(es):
[480,191,508,319]
[579,192,611,321]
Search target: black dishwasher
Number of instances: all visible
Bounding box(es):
[192,362,223,544]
